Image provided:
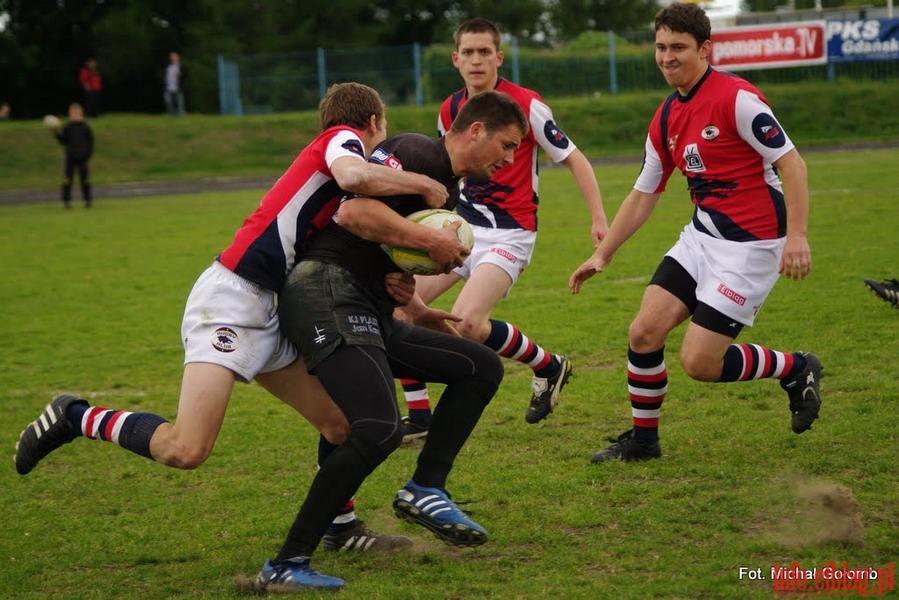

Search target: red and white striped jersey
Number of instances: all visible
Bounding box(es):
[438,77,576,231]
[635,68,795,242]
[217,126,366,291]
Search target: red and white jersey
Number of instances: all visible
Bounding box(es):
[635,68,794,242]
[217,126,366,291]
[438,78,576,231]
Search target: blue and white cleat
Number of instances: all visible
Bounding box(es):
[254,557,345,591]
[393,480,488,547]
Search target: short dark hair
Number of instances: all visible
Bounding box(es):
[450,90,528,138]
[454,18,502,50]
[655,2,712,47]
[318,82,385,131]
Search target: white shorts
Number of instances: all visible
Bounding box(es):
[181,262,297,382]
[453,225,536,295]
[665,224,784,326]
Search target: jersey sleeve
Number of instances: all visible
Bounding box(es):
[323,129,367,170]
[527,97,576,163]
[733,88,795,165]
[633,108,675,194]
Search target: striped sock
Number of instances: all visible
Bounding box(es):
[628,347,667,442]
[400,379,432,426]
[719,343,797,382]
[484,319,559,377]
[75,405,167,459]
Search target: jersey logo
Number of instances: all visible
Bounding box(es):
[683,143,706,172]
[341,138,365,157]
[212,327,238,353]
[667,135,679,154]
[370,148,403,170]
[701,124,719,141]
[717,283,746,306]
[543,121,570,150]
[751,113,786,149]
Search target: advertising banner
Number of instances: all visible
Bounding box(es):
[826,19,899,62]
[710,21,827,70]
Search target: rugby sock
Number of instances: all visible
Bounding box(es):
[718,344,798,382]
[628,346,667,443]
[318,435,357,528]
[484,319,559,377]
[68,403,167,459]
[400,379,432,426]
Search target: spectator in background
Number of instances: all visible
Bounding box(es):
[79,59,102,117]
[164,52,186,117]
[0,102,10,120]
[51,103,94,209]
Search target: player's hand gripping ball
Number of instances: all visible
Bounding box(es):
[382,209,474,276]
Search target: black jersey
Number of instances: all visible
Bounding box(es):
[304,132,459,301]
[56,121,94,161]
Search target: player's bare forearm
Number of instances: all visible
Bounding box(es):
[332,158,449,207]
[563,150,609,244]
[338,199,467,273]
[775,149,812,280]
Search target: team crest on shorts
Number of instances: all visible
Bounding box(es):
[212,327,239,353]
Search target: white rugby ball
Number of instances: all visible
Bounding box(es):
[382,209,474,276]
[43,115,60,128]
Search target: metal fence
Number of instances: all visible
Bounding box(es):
[217,15,899,115]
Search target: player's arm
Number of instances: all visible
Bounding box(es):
[337,198,468,273]
[331,156,448,209]
[560,149,609,245]
[773,148,811,281]
[569,188,660,294]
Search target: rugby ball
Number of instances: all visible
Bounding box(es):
[43,115,60,129]
[382,209,474,276]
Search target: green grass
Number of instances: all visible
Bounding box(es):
[2,79,898,192]
[1,149,898,599]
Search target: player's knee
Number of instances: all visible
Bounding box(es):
[154,435,213,470]
[455,315,489,343]
[679,351,718,382]
[349,424,402,467]
[320,420,350,445]
[628,319,667,351]
[470,344,503,395]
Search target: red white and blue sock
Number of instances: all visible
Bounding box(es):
[400,379,432,426]
[628,347,667,443]
[484,319,559,378]
[718,343,802,382]
[66,402,167,459]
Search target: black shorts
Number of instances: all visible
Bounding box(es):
[279,260,394,371]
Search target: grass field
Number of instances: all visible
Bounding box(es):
[1,149,897,599]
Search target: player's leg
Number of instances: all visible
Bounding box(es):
[398,271,462,440]
[14,361,232,475]
[682,306,822,434]
[387,320,503,547]
[590,277,691,464]
[454,262,571,423]
[78,160,92,207]
[61,158,74,208]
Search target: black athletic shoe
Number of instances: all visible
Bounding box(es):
[322,520,413,552]
[864,278,899,308]
[14,394,87,475]
[525,355,573,424]
[780,352,822,434]
[400,416,429,445]
[589,429,662,464]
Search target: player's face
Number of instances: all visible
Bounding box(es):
[655,27,710,95]
[452,32,504,94]
[464,123,521,179]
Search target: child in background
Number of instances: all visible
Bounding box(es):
[51,103,94,208]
